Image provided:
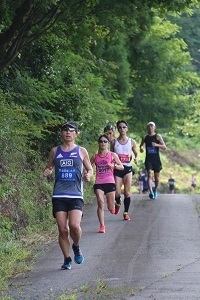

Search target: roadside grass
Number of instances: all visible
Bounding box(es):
[47,279,136,300]
[160,148,200,194]
[195,199,200,214]
[0,296,13,300]
[0,223,57,291]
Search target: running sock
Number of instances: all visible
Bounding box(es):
[115,196,121,204]
[124,197,130,212]
[64,256,72,262]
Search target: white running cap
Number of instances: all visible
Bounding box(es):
[147,121,155,127]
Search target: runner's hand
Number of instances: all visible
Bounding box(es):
[83,171,91,182]
[140,147,144,153]
[43,167,53,177]
[107,162,115,169]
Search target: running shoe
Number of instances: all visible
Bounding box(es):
[72,244,84,264]
[123,212,131,221]
[149,191,154,199]
[115,203,121,214]
[153,190,158,199]
[61,257,72,270]
[98,225,106,233]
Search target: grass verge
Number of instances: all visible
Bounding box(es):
[0,222,57,292]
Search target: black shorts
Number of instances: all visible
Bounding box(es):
[52,197,84,218]
[145,160,162,173]
[94,183,116,195]
[114,165,133,178]
[169,185,174,191]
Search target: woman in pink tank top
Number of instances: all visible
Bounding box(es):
[90,134,124,233]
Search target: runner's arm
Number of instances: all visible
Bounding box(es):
[152,134,166,150]
[139,136,145,153]
[110,139,115,152]
[81,147,93,182]
[132,139,138,164]
[110,153,124,170]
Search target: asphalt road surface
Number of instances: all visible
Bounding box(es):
[5,194,200,300]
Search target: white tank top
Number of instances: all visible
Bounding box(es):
[114,138,132,167]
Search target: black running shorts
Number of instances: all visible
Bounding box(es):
[52,197,84,218]
[114,165,133,178]
[145,160,162,173]
[94,183,116,195]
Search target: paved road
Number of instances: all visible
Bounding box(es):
[5,194,200,299]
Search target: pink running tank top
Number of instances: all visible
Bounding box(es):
[94,151,115,184]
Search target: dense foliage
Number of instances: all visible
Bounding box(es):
[0,0,199,142]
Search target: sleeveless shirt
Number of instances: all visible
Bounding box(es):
[144,134,160,162]
[114,138,132,167]
[53,145,83,199]
[169,178,175,186]
[94,151,115,184]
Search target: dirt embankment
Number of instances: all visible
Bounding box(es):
[168,148,200,171]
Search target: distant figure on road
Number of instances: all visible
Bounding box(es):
[90,134,123,233]
[140,121,166,200]
[191,174,197,192]
[141,170,149,194]
[110,120,138,221]
[43,121,93,270]
[168,174,175,194]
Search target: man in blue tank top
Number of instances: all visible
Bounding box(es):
[43,121,93,270]
[139,122,166,199]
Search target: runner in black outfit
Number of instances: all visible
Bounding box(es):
[140,122,166,199]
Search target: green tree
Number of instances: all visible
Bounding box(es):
[170,7,200,73]
[127,14,200,133]
[168,7,200,136]
[0,0,198,71]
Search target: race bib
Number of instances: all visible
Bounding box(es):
[118,154,130,163]
[97,165,111,174]
[147,147,157,154]
[58,167,76,181]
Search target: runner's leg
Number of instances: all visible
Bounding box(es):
[95,189,105,227]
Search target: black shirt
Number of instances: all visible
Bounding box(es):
[144,134,160,162]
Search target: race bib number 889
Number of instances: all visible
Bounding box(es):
[58,168,76,181]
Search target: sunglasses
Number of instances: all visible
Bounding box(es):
[118,126,127,129]
[62,127,76,132]
[99,140,108,143]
